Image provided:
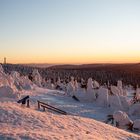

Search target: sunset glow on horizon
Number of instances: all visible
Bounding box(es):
[0,0,140,64]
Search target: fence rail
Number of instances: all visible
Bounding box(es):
[37,100,67,115]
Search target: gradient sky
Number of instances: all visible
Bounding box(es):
[0,0,140,64]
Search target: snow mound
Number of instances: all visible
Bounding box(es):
[129,104,140,117]
[0,86,17,98]
[0,102,139,140]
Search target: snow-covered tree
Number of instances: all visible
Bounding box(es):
[32,69,42,87]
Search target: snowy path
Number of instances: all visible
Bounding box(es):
[30,87,112,121]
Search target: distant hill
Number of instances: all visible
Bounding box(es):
[21,63,55,68]
[49,63,140,74]
[47,63,140,86]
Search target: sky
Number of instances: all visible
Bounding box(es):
[0,0,140,64]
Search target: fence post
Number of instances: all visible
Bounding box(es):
[27,99,30,108]
[38,101,40,110]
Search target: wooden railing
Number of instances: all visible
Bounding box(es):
[37,100,67,115]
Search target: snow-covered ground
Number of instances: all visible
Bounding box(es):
[0,87,140,140]
[0,65,140,140]
[30,87,112,121]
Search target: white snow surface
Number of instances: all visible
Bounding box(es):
[0,87,140,140]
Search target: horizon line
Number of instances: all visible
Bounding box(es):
[1,62,140,65]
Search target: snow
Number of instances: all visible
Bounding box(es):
[111,86,121,96]
[129,104,140,117]
[66,77,75,96]
[86,78,96,101]
[96,87,109,107]
[93,80,100,88]
[32,69,42,87]
[136,88,140,100]
[0,99,139,140]
[133,120,140,130]
[109,94,123,111]
[0,65,140,139]
[113,111,133,129]
[0,86,139,140]
[119,95,130,111]
[0,86,17,98]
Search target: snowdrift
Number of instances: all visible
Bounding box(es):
[0,86,17,98]
[0,102,139,140]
